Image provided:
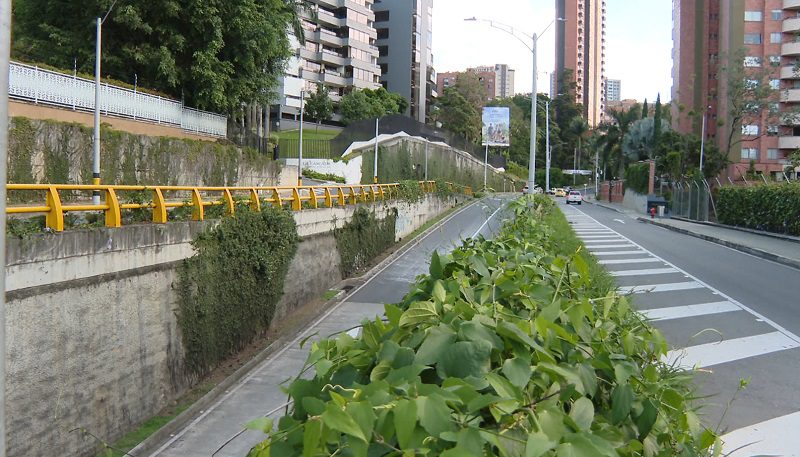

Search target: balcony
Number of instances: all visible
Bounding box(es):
[320,49,347,66]
[785,0,800,9]
[782,88,800,102]
[781,66,800,79]
[783,17,800,33]
[317,10,345,28]
[315,29,345,47]
[782,42,800,56]
[322,70,347,86]
[779,136,800,149]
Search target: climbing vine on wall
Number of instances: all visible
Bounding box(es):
[335,207,397,278]
[176,207,300,374]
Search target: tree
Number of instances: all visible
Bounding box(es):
[437,87,481,143]
[12,0,304,113]
[719,48,789,161]
[653,94,663,154]
[622,117,671,161]
[641,99,649,119]
[338,87,408,124]
[304,84,334,131]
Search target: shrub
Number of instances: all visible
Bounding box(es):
[176,207,300,374]
[624,162,650,195]
[246,196,716,456]
[335,207,397,277]
[717,182,800,235]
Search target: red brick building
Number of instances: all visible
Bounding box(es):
[671,0,799,180]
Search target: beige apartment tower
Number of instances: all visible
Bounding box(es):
[555,0,607,126]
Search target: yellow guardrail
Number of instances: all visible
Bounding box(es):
[6,181,472,232]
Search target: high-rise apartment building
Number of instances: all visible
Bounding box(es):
[272,0,381,123]
[474,64,516,98]
[374,0,435,122]
[671,0,798,180]
[605,78,621,102]
[555,0,607,126]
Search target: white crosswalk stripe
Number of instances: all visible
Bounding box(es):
[563,205,800,457]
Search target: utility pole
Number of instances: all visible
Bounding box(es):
[298,89,305,185]
[545,99,550,192]
[92,1,117,204]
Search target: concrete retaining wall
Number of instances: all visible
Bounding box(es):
[6,194,457,457]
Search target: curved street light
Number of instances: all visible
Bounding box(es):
[465,16,565,194]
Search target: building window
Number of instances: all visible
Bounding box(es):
[377,28,389,39]
[741,148,759,160]
[744,33,762,44]
[772,10,782,20]
[744,56,762,67]
[378,45,388,57]
[379,63,388,74]
[770,79,780,89]
[374,10,389,22]
[768,148,779,159]
[742,124,759,136]
[770,32,782,44]
[745,11,763,21]
[769,55,781,66]
[767,125,779,136]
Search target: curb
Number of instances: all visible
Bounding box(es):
[637,217,800,271]
[670,217,800,245]
[130,197,485,457]
[585,198,625,214]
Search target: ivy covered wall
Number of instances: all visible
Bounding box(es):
[7,117,282,189]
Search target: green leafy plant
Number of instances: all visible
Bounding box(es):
[624,162,651,195]
[247,196,717,456]
[177,206,300,374]
[334,207,397,278]
[303,168,346,183]
[717,182,800,235]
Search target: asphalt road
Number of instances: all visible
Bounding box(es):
[562,200,800,456]
[148,196,513,457]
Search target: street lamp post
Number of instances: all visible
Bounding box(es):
[374,117,379,184]
[298,89,305,186]
[699,105,710,177]
[424,139,429,182]
[545,99,550,192]
[92,1,117,205]
[465,16,565,194]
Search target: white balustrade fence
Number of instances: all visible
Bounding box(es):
[8,62,227,137]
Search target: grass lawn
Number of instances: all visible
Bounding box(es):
[273,128,339,140]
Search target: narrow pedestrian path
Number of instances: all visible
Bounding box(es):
[564,205,800,457]
[148,196,512,457]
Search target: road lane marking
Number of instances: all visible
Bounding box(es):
[722,411,800,456]
[568,205,800,347]
[613,218,626,224]
[599,258,664,265]
[665,332,800,369]
[583,239,629,244]
[620,281,704,294]
[587,244,637,249]
[641,301,741,321]
[611,267,678,277]
[592,250,647,256]
[579,235,624,239]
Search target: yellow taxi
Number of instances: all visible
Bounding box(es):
[554,188,567,197]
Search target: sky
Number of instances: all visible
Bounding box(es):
[432,0,674,102]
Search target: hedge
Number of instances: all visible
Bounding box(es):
[717,182,800,235]
[245,196,716,456]
[624,163,650,195]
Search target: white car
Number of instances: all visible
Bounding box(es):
[565,190,583,205]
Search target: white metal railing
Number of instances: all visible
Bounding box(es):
[8,61,227,137]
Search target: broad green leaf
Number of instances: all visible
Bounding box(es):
[384,303,403,326]
[417,395,456,437]
[456,427,485,455]
[415,325,457,365]
[301,397,326,416]
[430,250,443,279]
[301,419,322,457]
[346,401,376,444]
[635,399,658,440]
[502,358,532,389]
[525,431,556,457]
[610,383,633,425]
[622,331,635,355]
[437,340,492,379]
[370,360,391,381]
[245,417,274,435]
[459,320,504,350]
[321,402,367,443]
[394,399,417,449]
[470,255,491,277]
[569,397,594,431]
[399,301,438,327]
[315,358,334,378]
[432,280,447,303]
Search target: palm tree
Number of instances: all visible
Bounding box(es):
[596,105,641,179]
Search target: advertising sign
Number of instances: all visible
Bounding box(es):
[482,107,511,146]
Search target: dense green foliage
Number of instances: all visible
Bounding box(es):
[304,84,334,128]
[339,88,409,124]
[12,0,303,112]
[302,168,345,183]
[717,182,800,235]
[436,87,481,143]
[624,163,651,195]
[177,207,299,373]
[335,207,397,278]
[246,196,715,456]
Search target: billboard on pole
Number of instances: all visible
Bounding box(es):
[481,107,510,146]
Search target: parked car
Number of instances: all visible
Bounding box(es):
[566,190,583,205]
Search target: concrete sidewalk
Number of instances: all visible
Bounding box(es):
[585,197,800,270]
